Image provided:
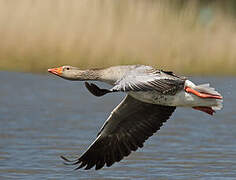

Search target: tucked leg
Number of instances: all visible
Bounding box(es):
[193,106,215,115]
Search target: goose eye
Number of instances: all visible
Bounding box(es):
[66,67,70,70]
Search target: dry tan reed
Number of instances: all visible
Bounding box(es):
[0,0,236,75]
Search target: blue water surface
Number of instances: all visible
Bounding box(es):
[0,71,235,179]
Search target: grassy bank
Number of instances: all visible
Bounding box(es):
[0,0,236,75]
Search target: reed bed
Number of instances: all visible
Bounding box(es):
[0,0,236,75]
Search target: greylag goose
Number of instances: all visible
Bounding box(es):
[48,65,223,170]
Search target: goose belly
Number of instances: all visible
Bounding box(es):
[128,90,220,107]
[128,91,176,106]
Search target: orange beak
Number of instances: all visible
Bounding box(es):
[48,67,63,75]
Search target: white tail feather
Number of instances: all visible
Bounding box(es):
[184,80,223,111]
[212,99,223,110]
[194,83,221,96]
[195,83,223,110]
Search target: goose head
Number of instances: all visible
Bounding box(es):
[48,65,100,81]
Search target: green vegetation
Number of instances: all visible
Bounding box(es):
[0,0,236,75]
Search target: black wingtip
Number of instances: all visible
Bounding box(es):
[74,161,87,170]
[60,155,77,162]
[61,155,80,165]
[84,82,111,97]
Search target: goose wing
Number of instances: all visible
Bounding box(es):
[84,82,111,97]
[112,68,185,95]
[62,95,175,170]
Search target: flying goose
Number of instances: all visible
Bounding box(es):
[48,65,223,170]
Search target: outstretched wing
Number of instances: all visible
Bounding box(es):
[111,68,185,95]
[62,95,176,170]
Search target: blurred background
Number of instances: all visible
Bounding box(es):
[0,0,236,75]
[1,1,236,179]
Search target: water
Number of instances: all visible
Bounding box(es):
[0,71,236,180]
